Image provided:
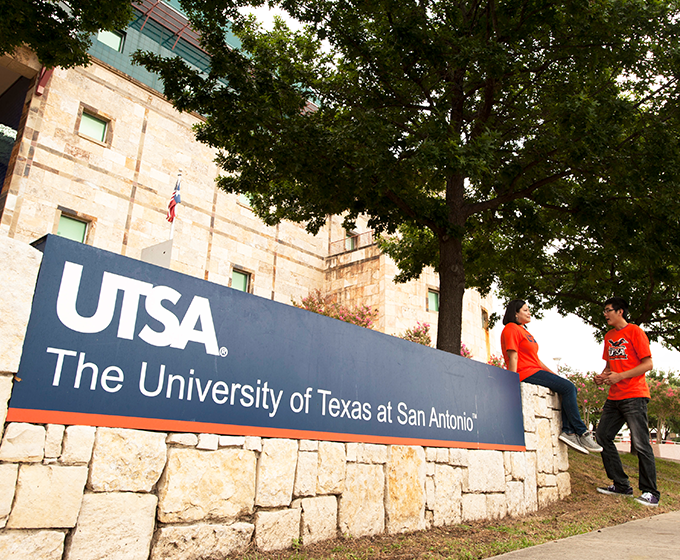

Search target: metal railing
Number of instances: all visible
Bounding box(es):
[329,231,375,256]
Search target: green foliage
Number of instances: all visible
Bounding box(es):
[293,289,378,329]
[399,321,432,347]
[565,368,608,428]
[647,370,680,439]
[0,0,135,68]
[135,0,680,354]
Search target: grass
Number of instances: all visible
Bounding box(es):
[230,449,680,559]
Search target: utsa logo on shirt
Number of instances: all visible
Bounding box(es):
[525,333,536,344]
[608,337,629,360]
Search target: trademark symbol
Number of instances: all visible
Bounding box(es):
[472,413,477,419]
[219,347,229,357]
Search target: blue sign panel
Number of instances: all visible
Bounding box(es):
[8,235,525,450]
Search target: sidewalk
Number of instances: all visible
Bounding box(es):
[492,510,680,560]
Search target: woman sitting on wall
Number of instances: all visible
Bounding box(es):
[500,299,602,455]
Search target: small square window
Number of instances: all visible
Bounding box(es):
[238,193,252,208]
[231,269,250,292]
[427,290,440,313]
[79,112,108,143]
[57,215,88,242]
[97,30,125,52]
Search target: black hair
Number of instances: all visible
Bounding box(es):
[503,299,527,325]
[604,297,629,320]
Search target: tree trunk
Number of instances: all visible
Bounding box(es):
[436,235,466,354]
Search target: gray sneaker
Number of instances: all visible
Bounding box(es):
[634,492,659,507]
[559,432,589,454]
[578,431,603,453]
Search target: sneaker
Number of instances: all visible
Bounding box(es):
[635,492,659,507]
[578,431,603,453]
[559,432,589,454]
[597,484,634,496]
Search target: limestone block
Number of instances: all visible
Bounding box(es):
[151,522,254,560]
[7,464,87,528]
[425,476,435,510]
[60,425,96,465]
[0,423,45,462]
[0,375,13,430]
[533,394,550,419]
[538,486,559,509]
[535,418,554,473]
[345,442,357,462]
[255,509,301,552]
[385,445,426,534]
[467,450,505,493]
[537,473,557,487]
[425,447,437,462]
[520,383,537,433]
[556,435,569,471]
[0,530,65,560]
[317,441,345,495]
[167,433,198,447]
[215,436,244,448]
[507,452,528,481]
[67,492,157,560]
[354,443,388,464]
[556,472,571,499]
[0,237,42,373]
[461,493,487,522]
[89,427,167,492]
[486,493,507,520]
[294,451,318,497]
[245,436,262,451]
[435,448,449,463]
[256,439,298,507]
[299,440,319,451]
[0,463,19,527]
[300,496,337,545]
[432,464,462,527]
[523,453,538,514]
[197,433,219,450]
[505,481,526,517]
[158,447,256,523]
[524,431,537,451]
[44,425,65,458]
[448,448,469,467]
[426,461,435,476]
[338,463,384,538]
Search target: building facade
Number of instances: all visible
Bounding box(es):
[0,1,496,360]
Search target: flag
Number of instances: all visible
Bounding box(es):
[166,174,181,223]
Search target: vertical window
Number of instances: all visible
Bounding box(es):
[345,231,357,251]
[427,290,440,312]
[481,308,489,330]
[231,269,250,292]
[57,215,88,242]
[79,112,108,143]
[97,30,124,52]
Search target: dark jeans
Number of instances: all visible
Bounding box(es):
[596,397,659,498]
[523,370,587,436]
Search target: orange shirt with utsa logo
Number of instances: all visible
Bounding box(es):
[501,322,543,381]
[602,323,651,400]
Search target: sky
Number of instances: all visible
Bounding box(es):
[490,304,680,375]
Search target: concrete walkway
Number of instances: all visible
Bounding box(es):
[492,510,680,560]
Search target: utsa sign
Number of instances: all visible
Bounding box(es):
[8,235,526,450]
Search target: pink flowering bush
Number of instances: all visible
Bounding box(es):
[400,322,432,346]
[460,343,473,358]
[293,290,378,329]
[565,368,608,428]
[648,376,680,441]
[488,354,506,368]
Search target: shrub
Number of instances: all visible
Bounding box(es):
[293,289,378,329]
[400,321,432,346]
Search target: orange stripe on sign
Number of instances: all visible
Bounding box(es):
[5,408,526,452]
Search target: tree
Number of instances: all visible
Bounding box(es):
[135,0,680,354]
[1,0,136,68]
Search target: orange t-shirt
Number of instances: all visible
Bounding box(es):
[602,323,651,400]
[501,323,543,381]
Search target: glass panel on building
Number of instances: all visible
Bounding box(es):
[427,290,440,312]
[57,215,87,242]
[79,113,108,143]
[231,269,250,292]
[97,30,124,52]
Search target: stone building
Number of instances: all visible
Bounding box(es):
[0,0,496,359]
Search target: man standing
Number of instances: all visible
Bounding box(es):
[594,297,659,507]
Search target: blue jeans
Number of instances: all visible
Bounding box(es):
[595,398,659,499]
[523,370,587,436]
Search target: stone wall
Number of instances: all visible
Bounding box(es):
[0,237,569,559]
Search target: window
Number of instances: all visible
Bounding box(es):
[231,269,250,292]
[57,215,88,242]
[79,112,108,143]
[97,30,124,52]
[427,290,440,312]
[344,231,357,251]
[481,308,490,330]
[238,193,252,208]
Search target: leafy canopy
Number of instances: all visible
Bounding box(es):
[136,0,680,353]
[1,0,135,68]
